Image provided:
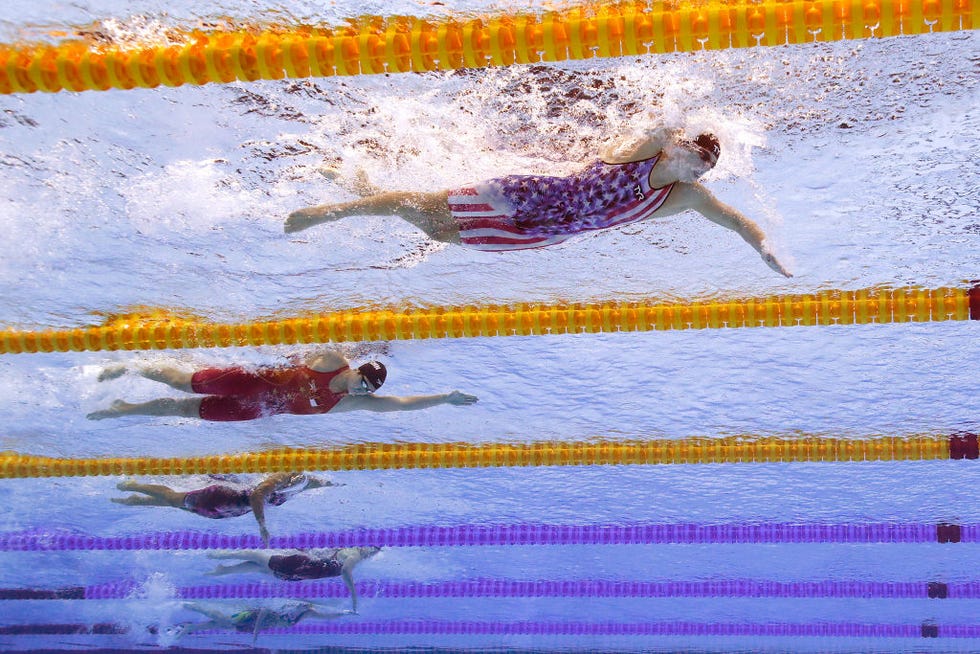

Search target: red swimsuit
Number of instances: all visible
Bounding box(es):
[181,483,292,518]
[267,553,343,581]
[190,365,349,421]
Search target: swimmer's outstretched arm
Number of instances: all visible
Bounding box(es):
[682,183,793,277]
[333,390,478,413]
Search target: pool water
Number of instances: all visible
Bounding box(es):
[0,0,977,651]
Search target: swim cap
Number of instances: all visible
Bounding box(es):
[694,133,721,164]
[357,360,387,390]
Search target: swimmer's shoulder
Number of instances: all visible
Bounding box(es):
[306,350,349,372]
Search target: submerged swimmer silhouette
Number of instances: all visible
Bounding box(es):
[153,600,351,643]
[112,472,335,546]
[285,130,791,277]
[87,349,477,422]
[207,547,380,612]
[172,600,351,637]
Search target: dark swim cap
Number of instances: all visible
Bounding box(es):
[357,360,387,390]
[694,133,721,164]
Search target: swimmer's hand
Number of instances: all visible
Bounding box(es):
[446,391,478,406]
[285,206,340,233]
[761,249,793,278]
[284,208,317,233]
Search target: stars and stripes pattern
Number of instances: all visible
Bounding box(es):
[447,187,573,251]
[448,155,673,252]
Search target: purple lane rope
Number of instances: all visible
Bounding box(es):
[2,621,979,639]
[0,522,973,551]
[189,620,980,638]
[1,579,977,601]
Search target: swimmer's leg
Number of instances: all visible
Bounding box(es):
[182,603,234,626]
[206,562,268,577]
[207,550,274,565]
[87,398,202,421]
[285,191,458,243]
[112,482,186,507]
[97,365,193,391]
[137,366,195,392]
[174,620,215,635]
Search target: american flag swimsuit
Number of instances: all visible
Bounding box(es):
[447,154,673,252]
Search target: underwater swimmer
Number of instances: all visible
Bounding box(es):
[285,130,791,277]
[161,601,352,640]
[112,472,336,546]
[87,349,477,422]
[206,547,381,612]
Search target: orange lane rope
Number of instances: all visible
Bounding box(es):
[0,285,977,355]
[1,433,976,478]
[0,0,974,94]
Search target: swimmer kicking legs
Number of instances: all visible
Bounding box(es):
[285,185,458,243]
[111,481,186,507]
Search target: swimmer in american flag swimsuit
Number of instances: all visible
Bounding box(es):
[285,130,791,277]
[87,349,477,421]
[111,472,336,546]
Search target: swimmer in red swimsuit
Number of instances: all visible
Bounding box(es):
[207,547,381,612]
[111,472,335,545]
[285,129,791,277]
[87,349,477,422]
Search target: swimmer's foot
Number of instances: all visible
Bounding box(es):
[116,480,140,491]
[86,399,132,420]
[110,496,140,505]
[97,364,128,382]
[205,551,239,560]
[204,564,236,577]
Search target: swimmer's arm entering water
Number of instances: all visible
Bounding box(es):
[677,182,793,277]
[600,127,679,164]
[249,472,299,546]
[333,391,478,413]
[304,350,350,372]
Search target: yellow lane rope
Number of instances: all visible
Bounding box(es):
[0,0,974,94]
[0,286,976,354]
[1,433,976,478]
